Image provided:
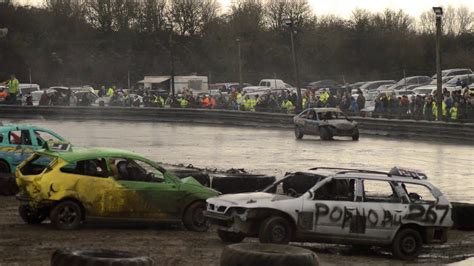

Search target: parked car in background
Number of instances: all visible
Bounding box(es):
[359,80,396,92]
[205,167,453,260]
[293,108,359,141]
[396,76,432,86]
[413,87,436,97]
[0,124,67,174]
[395,84,419,97]
[16,147,219,231]
[444,74,474,90]
[431,68,473,80]
[258,79,293,90]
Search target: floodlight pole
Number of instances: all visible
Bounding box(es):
[166,24,175,97]
[284,18,302,111]
[433,7,443,121]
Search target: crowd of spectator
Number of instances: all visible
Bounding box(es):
[2,77,473,122]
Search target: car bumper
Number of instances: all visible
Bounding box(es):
[331,128,358,136]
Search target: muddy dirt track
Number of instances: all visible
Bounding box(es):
[1,119,474,265]
[0,196,473,266]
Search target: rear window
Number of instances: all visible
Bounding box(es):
[21,154,55,176]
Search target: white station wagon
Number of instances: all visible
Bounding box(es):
[205,168,452,260]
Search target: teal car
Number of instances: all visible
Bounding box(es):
[0,124,66,174]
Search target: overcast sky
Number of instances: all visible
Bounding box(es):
[18,0,474,18]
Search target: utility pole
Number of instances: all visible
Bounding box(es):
[433,7,443,121]
[127,70,130,90]
[283,18,302,111]
[237,38,242,89]
[165,24,175,97]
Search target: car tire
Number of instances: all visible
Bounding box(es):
[0,160,10,173]
[0,173,18,196]
[51,249,154,266]
[352,129,360,141]
[391,228,422,260]
[294,126,304,140]
[50,200,83,230]
[220,243,320,266]
[259,216,292,244]
[218,230,246,243]
[183,201,209,232]
[319,127,331,141]
[19,204,47,224]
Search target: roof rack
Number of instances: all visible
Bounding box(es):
[335,170,392,176]
[309,167,392,177]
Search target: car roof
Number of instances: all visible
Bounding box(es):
[305,107,341,113]
[38,147,148,163]
[331,172,433,187]
[0,124,52,133]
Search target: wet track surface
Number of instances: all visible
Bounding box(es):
[1,118,474,265]
[6,118,474,203]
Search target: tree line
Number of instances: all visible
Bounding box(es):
[0,0,473,88]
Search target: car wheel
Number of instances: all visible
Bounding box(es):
[259,216,291,244]
[50,200,83,230]
[51,249,154,266]
[0,172,17,196]
[0,160,10,173]
[183,201,209,232]
[392,228,422,260]
[218,230,246,243]
[19,204,47,224]
[220,243,320,266]
[294,126,304,140]
[319,127,331,141]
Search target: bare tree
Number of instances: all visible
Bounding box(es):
[373,9,413,33]
[169,0,218,36]
[265,0,311,30]
[456,6,474,34]
[86,0,114,32]
[112,0,140,31]
[45,0,87,18]
[138,0,167,33]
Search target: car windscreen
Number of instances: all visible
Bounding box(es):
[20,154,56,176]
[317,111,346,120]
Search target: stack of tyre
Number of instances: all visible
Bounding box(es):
[0,173,18,196]
[169,168,276,195]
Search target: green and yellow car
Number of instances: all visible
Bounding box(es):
[15,147,219,231]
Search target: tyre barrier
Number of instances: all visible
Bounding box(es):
[0,173,18,196]
[211,174,276,194]
[220,243,320,266]
[51,249,154,266]
[168,169,211,187]
[281,172,326,195]
[451,202,474,230]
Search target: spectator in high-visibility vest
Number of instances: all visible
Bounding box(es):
[450,102,458,121]
[281,98,294,114]
[2,74,19,104]
[177,97,188,108]
[319,89,330,106]
[107,86,115,97]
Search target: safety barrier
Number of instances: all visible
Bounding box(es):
[1,105,474,142]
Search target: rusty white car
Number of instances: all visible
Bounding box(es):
[293,108,359,141]
[204,168,452,260]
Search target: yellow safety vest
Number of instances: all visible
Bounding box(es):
[7,78,19,94]
[450,107,457,120]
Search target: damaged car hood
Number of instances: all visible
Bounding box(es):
[326,119,356,130]
[209,192,291,206]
